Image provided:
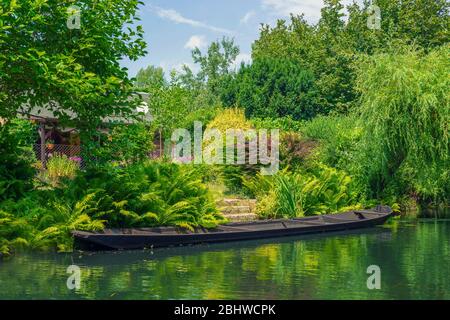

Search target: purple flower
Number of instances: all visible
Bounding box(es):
[69,156,82,163]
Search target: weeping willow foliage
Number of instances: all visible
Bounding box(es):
[354,45,449,203]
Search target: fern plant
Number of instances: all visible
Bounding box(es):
[245,165,363,219]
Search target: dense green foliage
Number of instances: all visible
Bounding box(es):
[299,115,362,170]
[147,83,219,138]
[223,58,319,120]
[205,109,258,193]
[1,0,448,257]
[0,120,37,201]
[251,0,449,114]
[292,45,449,205]
[191,37,240,97]
[135,65,167,90]
[0,198,104,255]
[354,46,449,203]
[102,123,155,165]
[0,0,147,125]
[0,161,224,255]
[137,38,241,140]
[244,166,364,219]
[251,116,304,132]
[39,154,79,187]
[70,122,156,169]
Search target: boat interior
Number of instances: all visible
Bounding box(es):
[75,208,390,236]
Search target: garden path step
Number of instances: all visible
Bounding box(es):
[217,198,258,221]
[219,205,252,214]
[216,198,256,206]
[223,213,258,222]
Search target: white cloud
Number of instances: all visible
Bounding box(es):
[184,35,207,50]
[150,5,232,34]
[240,11,256,24]
[233,53,252,69]
[159,61,198,75]
[262,0,324,21]
[261,0,362,22]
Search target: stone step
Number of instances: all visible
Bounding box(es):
[219,205,252,214]
[216,198,257,208]
[224,213,258,222]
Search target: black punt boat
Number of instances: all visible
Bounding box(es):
[72,206,393,251]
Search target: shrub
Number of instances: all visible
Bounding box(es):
[251,117,318,170]
[0,196,105,255]
[251,116,304,132]
[206,108,257,195]
[206,108,253,132]
[84,122,155,168]
[60,161,225,230]
[44,154,79,185]
[244,166,363,218]
[279,132,318,169]
[0,161,226,255]
[105,123,155,164]
[221,164,259,196]
[149,84,220,137]
[0,119,36,201]
[300,115,362,169]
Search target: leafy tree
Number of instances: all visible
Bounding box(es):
[190,37,239,97]
[0,0,147,127]
[170,65,204,92]
[98,123,155,165]
[163,37,241,109]
[192,37,239,80]
[225,58,319,120]
[140,39,238,135]
[252,10,354,113]
[148,82,219,138]
[252,15,317,64]
[135,65,166,90]
[354,45,449,202]
[251,0,449,114]
[0,120,37,200]
[345,0,450,52]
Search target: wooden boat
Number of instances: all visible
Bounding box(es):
[72,206,393,251]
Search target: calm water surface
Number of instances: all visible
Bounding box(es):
[1,209,449,299]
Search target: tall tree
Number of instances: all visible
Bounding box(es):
[135,65,166,90]
[251,0,449,114]
[0,0,147,128]
[191,37,239,96]
[224,58,319,120]
[345,0,450,53]
[354,45,449,202]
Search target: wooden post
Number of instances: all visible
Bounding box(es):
[159,129,162,157]
[38,122,46,168]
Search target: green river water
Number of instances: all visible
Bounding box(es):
[1,209,449,300]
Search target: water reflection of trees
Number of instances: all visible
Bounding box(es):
[1,221,449,299]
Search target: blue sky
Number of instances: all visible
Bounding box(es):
[121,0,360,77]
